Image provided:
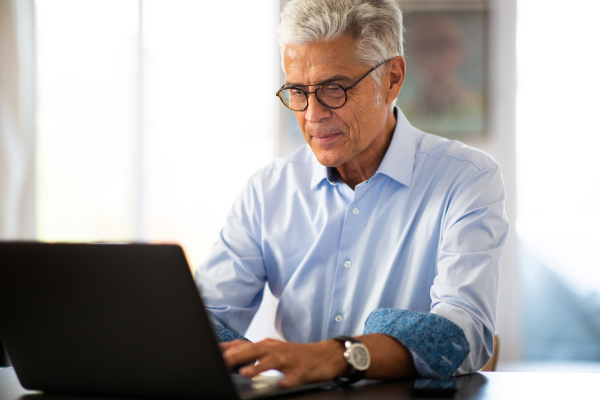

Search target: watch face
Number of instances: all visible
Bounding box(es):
[350,344,370,370]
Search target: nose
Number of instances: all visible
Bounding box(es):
[304,92,332,123]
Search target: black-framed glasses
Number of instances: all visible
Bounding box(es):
[276,58,392,111]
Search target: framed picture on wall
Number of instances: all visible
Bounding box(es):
[398,0,489,140]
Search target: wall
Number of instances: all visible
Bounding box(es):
[467,0,519,364]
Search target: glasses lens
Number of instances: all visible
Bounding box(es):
[280,88,307,111]
[316,85,346,108]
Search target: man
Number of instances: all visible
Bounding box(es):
[196,0,508,388]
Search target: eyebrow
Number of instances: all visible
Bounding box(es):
[284,74,352,89]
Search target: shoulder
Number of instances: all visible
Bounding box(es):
[409,129,505,207]
[413,128,499,173]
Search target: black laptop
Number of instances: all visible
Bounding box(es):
[0,242,332,399]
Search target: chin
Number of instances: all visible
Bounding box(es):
[313,149,347,168]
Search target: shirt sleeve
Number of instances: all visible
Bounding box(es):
[195,174,267,337]
[409,350,438,378]
[365,164,507,378]
[212,324,251,342]
[433,164,508,374]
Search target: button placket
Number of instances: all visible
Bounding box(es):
[328,192,365,337]
[328,183,373,336]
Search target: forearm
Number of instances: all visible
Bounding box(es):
[322,334,417,380]
[356,333,417,379]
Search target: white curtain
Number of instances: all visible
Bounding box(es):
[0,0,36,239]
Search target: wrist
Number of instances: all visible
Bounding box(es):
[321,339,350,378]
[330,336,371,385]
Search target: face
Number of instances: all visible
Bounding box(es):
[283,34,392,167]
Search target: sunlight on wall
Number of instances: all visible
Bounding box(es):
[36,0,280,341]
[36,0,278,269]
[36,0,139,242]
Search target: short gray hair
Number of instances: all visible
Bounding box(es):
[279,0,404,103]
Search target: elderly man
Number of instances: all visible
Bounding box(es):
[195,0,508,388]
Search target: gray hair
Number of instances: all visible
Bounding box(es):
[279,0,404,105]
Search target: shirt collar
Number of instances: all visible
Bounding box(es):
[376,106,415,187]
[310,157,336,189]
[310,106,415,190]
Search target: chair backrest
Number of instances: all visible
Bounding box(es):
[480,335,499,371]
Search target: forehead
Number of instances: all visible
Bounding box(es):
[283,34,363,85]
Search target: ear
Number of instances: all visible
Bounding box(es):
[385,56,406,104]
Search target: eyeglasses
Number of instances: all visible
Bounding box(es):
[276,58,392,112]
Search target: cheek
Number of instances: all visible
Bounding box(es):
[350,104,386,146]
[344,100,373,141]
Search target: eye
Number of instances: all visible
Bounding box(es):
[320,85,344,98]
[290,88,306,97]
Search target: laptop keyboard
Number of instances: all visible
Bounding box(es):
[231,372,283,391]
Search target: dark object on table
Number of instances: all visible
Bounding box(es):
[410,378,458,397]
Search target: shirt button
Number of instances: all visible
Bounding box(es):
[344,260,352,268]
[335,314,343,323]
[352,207,359,215]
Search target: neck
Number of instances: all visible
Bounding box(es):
[336,107,397,190]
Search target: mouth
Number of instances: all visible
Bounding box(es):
[311,132,342,144]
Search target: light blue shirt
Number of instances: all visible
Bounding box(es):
[196,108,508,376]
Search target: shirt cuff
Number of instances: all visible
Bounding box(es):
[212,324,251,342]
[409,349,440,378]
[363,308,470,378]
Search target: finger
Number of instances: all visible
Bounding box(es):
[223,342,268,367]
[222,342,254,366]
[239,354,286,378]
[278,370,304,389]
[219,340,246,351]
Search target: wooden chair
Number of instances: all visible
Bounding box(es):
[480,335,499,371]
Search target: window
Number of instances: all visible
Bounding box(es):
[36,0,280,341]
[517,0,600,360]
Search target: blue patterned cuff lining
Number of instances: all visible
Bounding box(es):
[212,324,251,343]
[363,308,470,378]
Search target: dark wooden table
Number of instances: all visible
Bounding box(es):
[1,367,599,399]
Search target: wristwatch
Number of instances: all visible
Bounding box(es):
[331,336,371,385]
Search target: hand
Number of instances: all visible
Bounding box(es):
[220,338,348,388]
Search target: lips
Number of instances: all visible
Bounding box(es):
[312,132,342,144]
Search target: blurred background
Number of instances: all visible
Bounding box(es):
[1,0,599,372]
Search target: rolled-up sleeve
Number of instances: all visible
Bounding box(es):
[212,324,250,343]
[432,164,508,374]
[195,174,267,337]
[364,309,470,378]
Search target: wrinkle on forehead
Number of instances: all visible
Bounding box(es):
[283,34,362,86]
